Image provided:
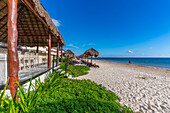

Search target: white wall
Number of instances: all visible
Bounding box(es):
[0,54,7,85]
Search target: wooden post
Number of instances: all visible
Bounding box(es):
[8,0,19,99]
[91,56,92,64]
[57,42,59,65]
[61,45,63,63]
[56,52,57,66]
[52,55,55,72]
[48,30,51,68]
[36,43,39,53]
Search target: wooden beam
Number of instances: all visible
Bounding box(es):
[48,30,51,68]
[61,45,63,63]
[57,41,59,65]
[0,4,7,12]
[8,0,19,99]
[36,43,39,53]
[0,22,7,30]
[0,29,8,39]
[0,14,8,22]
[21,0,48,28]
[18,35,48,36]
[14,41,58,44]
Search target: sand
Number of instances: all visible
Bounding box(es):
[74,60,170,113]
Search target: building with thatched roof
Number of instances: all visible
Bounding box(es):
[0,0,65,98]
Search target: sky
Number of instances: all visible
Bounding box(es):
[40,0,170,57]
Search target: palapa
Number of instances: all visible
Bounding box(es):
[84,48,99,57]
[0,0,66,98]
[64,50,75,58]
[0,0,65,47]
[84,48,99,63]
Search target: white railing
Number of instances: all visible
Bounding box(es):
[18,51,50,70]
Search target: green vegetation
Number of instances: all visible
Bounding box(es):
[54,57,70,63]
[59,63,90,77]
[0,73,61,113]
[0,72,133,113]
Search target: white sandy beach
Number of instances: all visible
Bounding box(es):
[74,60,170,113]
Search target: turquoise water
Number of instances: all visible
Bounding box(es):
[93,58,170,70]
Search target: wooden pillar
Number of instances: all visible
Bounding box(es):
[57,42,59,65]
[8,0,19,99]
[91,56,92,64]
[61,45,63,63]
[36,43,39,53]
[48,30,51,68]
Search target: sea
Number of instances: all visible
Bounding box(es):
[93,57,170,70]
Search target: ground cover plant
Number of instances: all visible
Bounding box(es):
[59,63,90,77]
[54,57,70,63]
[30,72,133,113]
[0,71,133,113]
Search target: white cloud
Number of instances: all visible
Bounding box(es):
[88,43,96,45]
[52,18,61,27]
[128,50,133,53]
[67,44,79,48]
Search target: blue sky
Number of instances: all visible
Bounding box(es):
[40,0,170,57]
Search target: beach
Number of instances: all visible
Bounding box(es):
[74,60,170,113]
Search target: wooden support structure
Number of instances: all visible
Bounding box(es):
[61,45,63,63]
[48,30,51,68]
[8,0,19,99]
[91,56,92,64]
[57,42,59,65]
[36,43,39,53]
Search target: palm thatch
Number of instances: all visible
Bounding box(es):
[83,48,99,64]
[0,0,65,47]
[78,54,85,58]
[64,50,75,58]
[84,48,99,57]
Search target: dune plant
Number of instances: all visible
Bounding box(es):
[59,63,90,77]
[0,72,64,113]
[53,57,70,63]
[0,71,133,113]
[30,74,133,113]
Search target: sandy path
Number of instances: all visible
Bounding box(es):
[74,60,170,113]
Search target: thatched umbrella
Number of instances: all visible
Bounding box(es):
[77,54,84,60]
[78,54,90,61]
[84,48,99,64]
[64,50,75,59]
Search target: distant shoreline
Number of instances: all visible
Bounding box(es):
[93,58,170,71]
[93,59,170,72]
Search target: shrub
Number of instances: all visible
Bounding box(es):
[0,72,133,113]
[59,63,90,77]
[30,73,133,113]
[54,57,70,63]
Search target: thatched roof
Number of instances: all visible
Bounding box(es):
[64,50,75,58]
[84,48,99,57]
[78,54,85,58]
[0,0,65,47]
[78,54,90,58]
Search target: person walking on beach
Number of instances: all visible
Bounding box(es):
[129,60,131,64]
